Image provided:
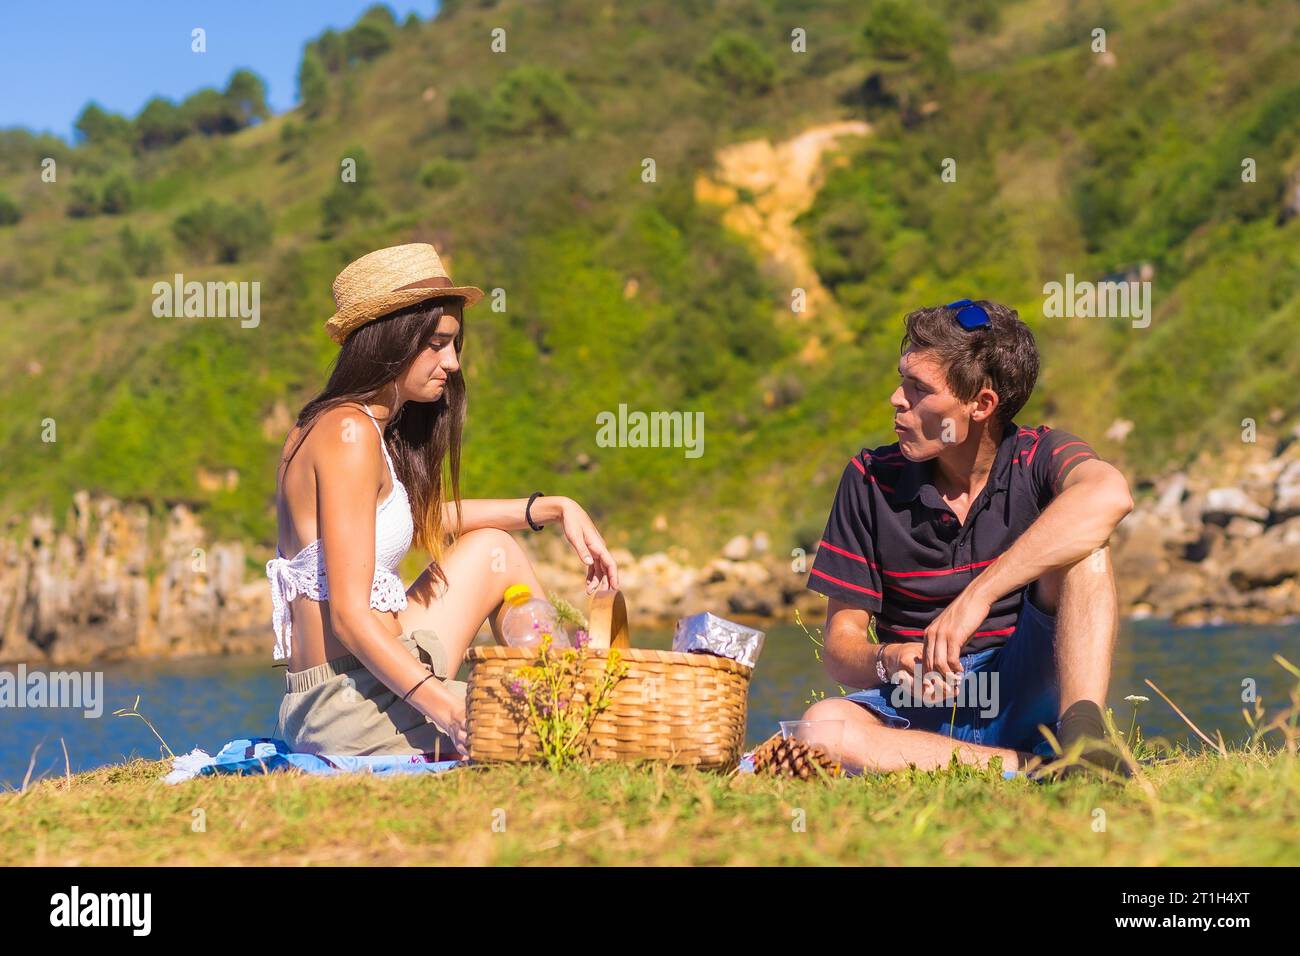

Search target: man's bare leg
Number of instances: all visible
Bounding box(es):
[1032,545,1118,713]
[1032,545,1128,774]
[801,698,1024,774]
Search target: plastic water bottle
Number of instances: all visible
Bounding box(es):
[501,585,570,650]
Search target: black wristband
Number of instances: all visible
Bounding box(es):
[402,672,435,703]
[525,491,546,532]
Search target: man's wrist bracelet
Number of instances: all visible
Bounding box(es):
[875,643,890,684]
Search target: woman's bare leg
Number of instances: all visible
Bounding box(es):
[397,527,548,673]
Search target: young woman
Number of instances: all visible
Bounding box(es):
[266,243,619,759]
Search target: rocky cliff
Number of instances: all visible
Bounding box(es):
[6,428,1300,667]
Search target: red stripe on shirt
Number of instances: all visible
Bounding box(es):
[818,540,880,569]
[1051,440,1089,457]
[1025,426,1051,467]
[884,581,954,601]
[809,567,882,599]
[1054,450,1095,490]
[850,455,898,492]
[880,623,1017,638]
[881,558,995,578]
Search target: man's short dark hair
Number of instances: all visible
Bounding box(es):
[899,300,1039,430]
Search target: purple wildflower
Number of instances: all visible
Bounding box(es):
[573,629,590,649]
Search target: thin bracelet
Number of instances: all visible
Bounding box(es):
[525,491,546,532]
[402,672,435,702]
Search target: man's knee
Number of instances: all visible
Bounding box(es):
[802,697,879,726]
[1031,546,1114,614]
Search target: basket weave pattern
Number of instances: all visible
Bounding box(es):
[465,646,752,770]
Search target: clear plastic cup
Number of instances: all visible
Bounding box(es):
[779,719,845,776]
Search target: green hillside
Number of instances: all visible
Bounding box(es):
[1,0,1297,566]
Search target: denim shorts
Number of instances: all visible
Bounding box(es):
[844,594,1061,757]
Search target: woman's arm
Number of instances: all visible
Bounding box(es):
[316,408,465,745]
[442,496,568,534]
[443,496,620,592]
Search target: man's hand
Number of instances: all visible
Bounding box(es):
[887,642,960,705]
[922,586,992,682]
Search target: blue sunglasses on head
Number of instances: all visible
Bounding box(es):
[946,299,990,330]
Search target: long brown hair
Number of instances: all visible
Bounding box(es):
[284,296,467,586]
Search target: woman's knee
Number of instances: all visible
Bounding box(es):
[449,527,524,567]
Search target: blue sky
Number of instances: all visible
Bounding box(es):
[1,1,433,142]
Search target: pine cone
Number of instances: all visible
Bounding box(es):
[751,735,839,780]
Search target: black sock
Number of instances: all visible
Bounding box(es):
[1057,700,1130,776]
[1058,699,1107,748]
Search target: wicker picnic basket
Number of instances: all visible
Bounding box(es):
[464,590,753,770]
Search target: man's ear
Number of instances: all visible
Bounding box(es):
[969,385,1000,425]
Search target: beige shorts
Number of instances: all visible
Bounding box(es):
[275,629,467,759]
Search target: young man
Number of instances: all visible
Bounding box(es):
[801,299,1134,778]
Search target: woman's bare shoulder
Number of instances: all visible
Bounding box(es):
[286,405,386,489]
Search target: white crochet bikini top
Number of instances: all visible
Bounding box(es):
[265,404,414,661]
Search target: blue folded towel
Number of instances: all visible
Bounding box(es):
[163,737,464,783]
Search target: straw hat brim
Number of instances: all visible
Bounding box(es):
[325,284,485,345]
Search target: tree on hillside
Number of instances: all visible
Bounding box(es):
[225,69,270,126]
[298,49,329,117]
[346,18,395,62]
[73,102,132,147]
[860,0,953,122]
[135,97,189,150]
[172,199,273,263]
[696,32,777,96]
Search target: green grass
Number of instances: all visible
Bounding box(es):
[4,749,1296,865]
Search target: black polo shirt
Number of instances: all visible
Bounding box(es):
[807,421,1100,652]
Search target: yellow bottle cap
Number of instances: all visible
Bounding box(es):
[503,584,532,605]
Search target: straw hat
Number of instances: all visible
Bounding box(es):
[324,242,484,345]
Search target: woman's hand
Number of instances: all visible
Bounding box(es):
[558,498,620,593]
[424,687,468,757]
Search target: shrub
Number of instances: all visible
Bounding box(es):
[171,199,273,263]
[99,172,135,215]
[118,225,165,276]
[446,88,485,132]
[485,67,586,138]
[66,180,101,218]
[320,147,384,236]
[419,158,462,190]
[696,32,777,96]
[0,193,20,226]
